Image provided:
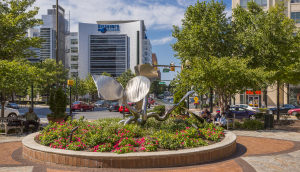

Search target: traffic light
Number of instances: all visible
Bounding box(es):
[153,61,157,71]
[170,62,175,71]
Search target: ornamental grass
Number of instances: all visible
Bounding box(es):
[35,117,225,154]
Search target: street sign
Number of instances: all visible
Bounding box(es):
[163,68,170,73]
[195,100,198,103]
[194,97,198,101]
[159,82,165,84]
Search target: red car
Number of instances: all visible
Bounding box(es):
[148,98,155,104]
[127,101,135,106]
[72,101,94,112]
[119,105,130,113]
[288,109,300,116]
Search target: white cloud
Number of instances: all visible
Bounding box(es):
[177,0,198,6]
[151,36,174,45]
[30,0,186,32]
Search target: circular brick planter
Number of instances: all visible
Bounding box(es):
[22,131,236,168]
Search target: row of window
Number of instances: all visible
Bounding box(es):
[240,0,267,8]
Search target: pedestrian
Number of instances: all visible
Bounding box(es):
[219,105,233,127]
[200,109,212,123]
[19,107,40,135]
[262,101,265,108]
[216,101,219,107]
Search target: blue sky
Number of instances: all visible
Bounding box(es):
[32,0,232,84]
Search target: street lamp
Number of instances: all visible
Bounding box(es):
[185,60,190,111]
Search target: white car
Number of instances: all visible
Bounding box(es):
[0,105,20,117]
[232,104,259,112]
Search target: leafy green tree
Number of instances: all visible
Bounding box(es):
[77,78,87,100]
[0,60,38,117]
[173,91,187,115]
[117,69,136,89]
[85,73,97,101]
[149,81,165,96]
[232,1,300,119]
[49,88,67,118]
[101,71,112,77]
[0,0,43,60]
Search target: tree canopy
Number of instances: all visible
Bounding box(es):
[117,69,136,89]
[0,0,43,60]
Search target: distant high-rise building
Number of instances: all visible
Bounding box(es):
[26,28,41,63]
[40,5,68,66]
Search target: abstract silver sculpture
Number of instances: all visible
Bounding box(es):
[92,63,197,125]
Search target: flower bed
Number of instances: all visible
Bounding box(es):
[35,117,225,154]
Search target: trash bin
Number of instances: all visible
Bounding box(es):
[264,113,274,128]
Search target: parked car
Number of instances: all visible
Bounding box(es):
[6,103,19,109]
[266,104,300,115]
[0,105,20,117]
[94,100,110,107]
[148,98,155,104]
[216,107,256,120]
[288,108,300,116]
[127,101,135,106]
[107,102,119,112]
[232,104,259,112]
[119,105,130,113]
[71,101,94,112]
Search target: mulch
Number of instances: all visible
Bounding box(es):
[274,120,300,132]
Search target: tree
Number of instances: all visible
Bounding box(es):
[85,73,97,101]
[101,71,112,77]
[232,1,300,119]
[0,60,38,117]
[0,0,43,60]
[77,78,87,100]
[117,69,136,89]
[173,91,187,115]
[49,88,67,118]
[149,81,166,96]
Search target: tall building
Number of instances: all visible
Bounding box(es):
[151,53,161,80]
[40,5,68,65]
[232,0,300,107]
[67,32,79,77]
[26,28,41,63]
[69,20,152,78]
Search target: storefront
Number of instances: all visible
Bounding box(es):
[239,91,262,108]
[289,88,300,106]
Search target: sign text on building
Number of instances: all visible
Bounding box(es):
[98,24,120,33]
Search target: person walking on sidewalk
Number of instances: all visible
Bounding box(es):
[20,108,40,134]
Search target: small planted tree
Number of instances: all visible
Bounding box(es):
[173,91,187,115]
[48,88,67,118]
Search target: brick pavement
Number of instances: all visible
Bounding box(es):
[0,133,300,172]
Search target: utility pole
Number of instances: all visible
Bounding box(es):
[55,0,59,90]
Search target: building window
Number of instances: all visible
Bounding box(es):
[71,72,78,77]
[241,0,267,8]
[71,64,78,69]
[291,0,300,3]
[71,39,78,44]
[145,52,148,55]
[71,47,78,53]
[291,12,300,23]
[71,55,78,61]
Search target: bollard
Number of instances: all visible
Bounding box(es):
[69,126,79,143]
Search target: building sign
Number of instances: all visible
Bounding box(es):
[246,91,261,95]
[98,24,120,33]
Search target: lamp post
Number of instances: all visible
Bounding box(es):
[67,79,74,116]
[185,59,191,110]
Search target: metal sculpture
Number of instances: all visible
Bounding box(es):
[92,63,198,125]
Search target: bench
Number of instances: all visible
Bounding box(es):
[0,117,24,136]
[213,113,235,130]
[0,117,41,136]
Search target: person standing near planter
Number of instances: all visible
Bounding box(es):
[20,107,39,134]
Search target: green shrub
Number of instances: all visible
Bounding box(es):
[242,120,264,130]
[255,113,264,120]
[49,88,67,118]
[173,91,186,115]
[153,105,165,116]
[259,108,268,112]
[296,113,300,120]
[202,104,209,108]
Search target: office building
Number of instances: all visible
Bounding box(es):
[69,20,152,79]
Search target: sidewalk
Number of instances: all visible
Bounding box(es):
[1,129,300,171]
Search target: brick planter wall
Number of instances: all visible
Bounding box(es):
[22,132,236,168]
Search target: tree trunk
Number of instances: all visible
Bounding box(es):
[219,94,224,114]
[1,91,5,118]
[287,83,290,104]
[47,90,49,105]
[277,80,280,120]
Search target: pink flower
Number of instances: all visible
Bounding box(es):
[182,142,184,145]
[186,127,189,129]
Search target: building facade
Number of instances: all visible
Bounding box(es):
[68,20,152,79]
[232,0,300,107]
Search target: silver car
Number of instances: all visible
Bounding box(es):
[94,100,110,107]
[232,104,259,112]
